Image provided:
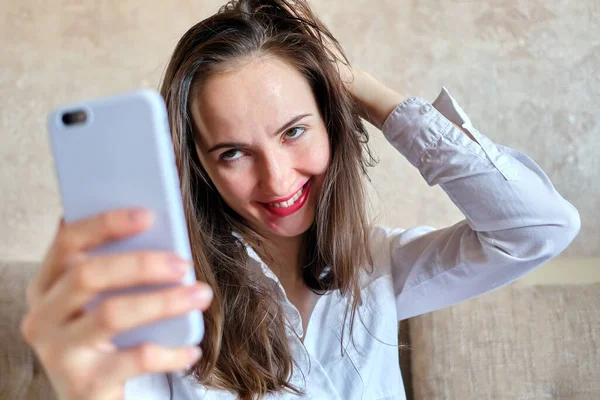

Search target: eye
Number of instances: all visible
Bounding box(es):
[284,126,306,140]
[220,149,244,161]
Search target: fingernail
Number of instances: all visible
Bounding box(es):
[189,285,213,303]
[129,209,149,224]
[188,347,202,360]
[185,347,202,369]
[169,255,190,273]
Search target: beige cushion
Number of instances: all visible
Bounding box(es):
[409,283,600,399]
[0,261,56,400]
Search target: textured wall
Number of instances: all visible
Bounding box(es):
[0,0,598,261]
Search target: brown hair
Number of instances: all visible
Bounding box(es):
[159,0,376,397]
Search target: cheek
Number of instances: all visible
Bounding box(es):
[211,172,253,208]
[301,133,330,173]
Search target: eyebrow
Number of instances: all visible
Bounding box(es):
[206,113,312,154]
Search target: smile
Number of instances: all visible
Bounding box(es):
[269,185,306,208]
[261,179,312,217]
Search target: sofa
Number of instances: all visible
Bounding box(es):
[2,259,599,399]
[2,1,600,397]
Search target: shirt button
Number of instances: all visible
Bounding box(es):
[420,104,432,114]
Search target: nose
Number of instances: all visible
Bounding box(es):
[258,149,295,198]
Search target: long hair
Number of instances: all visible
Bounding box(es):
[159,0,376,397]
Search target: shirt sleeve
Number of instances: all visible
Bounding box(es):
[374,87,581,321]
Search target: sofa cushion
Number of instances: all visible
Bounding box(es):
[409,283,600,399]
[0,261,56,400]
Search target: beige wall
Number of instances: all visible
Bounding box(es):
[1,1,598,280]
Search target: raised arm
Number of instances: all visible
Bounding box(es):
[353,73,580,320]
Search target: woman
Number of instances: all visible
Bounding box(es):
[21,0,580,399]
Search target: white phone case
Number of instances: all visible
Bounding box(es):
[48,89,204,349]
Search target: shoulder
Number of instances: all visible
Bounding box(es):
[124,373,172,399]
[360,225,404,285]
[124,372,237,400]
[367,224,408,264]
[369,224,438,248]
[173,372,239,399]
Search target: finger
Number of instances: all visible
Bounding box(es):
[66,283,213,348]
[31,209,153,298]
[62,208,154,253]
[106,344,202,385]
[29,252,192,334]
[68,251,191,293]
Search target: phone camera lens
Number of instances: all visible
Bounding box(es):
[62,110,87,126]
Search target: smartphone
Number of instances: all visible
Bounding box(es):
[47,89,204,349]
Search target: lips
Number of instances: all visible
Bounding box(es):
[260,179,312,218]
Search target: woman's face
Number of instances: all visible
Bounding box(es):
[191,55,330,240]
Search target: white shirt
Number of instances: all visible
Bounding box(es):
[125,87,580,399]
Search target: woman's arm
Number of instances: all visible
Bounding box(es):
[350,75,581,320]
[344,69,405,130]
[348,68,477,142]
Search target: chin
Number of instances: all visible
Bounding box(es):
[267,212,314,238]
[245,202,316,240]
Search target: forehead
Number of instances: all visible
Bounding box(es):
[192,55,317,143]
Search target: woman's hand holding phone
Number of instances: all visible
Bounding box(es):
[20,208,212,400]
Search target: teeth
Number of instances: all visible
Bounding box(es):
[270,186,304,208]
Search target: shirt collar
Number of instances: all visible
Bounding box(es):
[231,231,281,285]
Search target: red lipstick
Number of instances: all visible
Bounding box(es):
[261,179,311,218]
